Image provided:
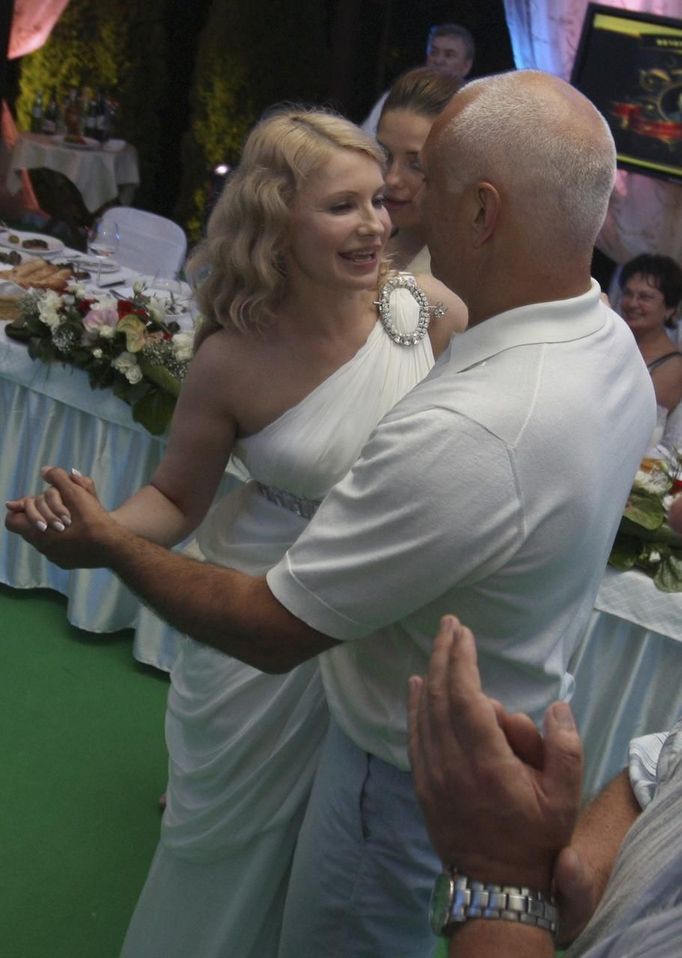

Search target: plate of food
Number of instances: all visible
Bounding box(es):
[0,258,73,291]
[0,230,64,258]
[55,133,100,151]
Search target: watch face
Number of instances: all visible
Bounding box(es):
[429,873,454,936]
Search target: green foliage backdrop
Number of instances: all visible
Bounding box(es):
[175,0,329,241]
[15,0,329,243]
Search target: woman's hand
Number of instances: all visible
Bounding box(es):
[5,467,98,532]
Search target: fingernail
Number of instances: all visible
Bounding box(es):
[60,515,72,527]
[37,520,48,532]
[53,521,65,533]
[40,466,51,476]
[71,467,82,477]
[553,702,576,729]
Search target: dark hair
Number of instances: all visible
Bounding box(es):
[427,23,475,63]
[381,67,462,121]
[619,254,682,317]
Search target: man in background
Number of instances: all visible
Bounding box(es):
[361,22,475,134]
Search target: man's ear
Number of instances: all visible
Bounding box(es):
[471,181,499,248]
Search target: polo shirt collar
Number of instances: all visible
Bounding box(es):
[447,279,606,373]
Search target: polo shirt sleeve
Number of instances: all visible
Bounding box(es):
[266,404,525,640]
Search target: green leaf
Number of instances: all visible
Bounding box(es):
[608,534,639,570]
[623,491,665,530]
[139,361,183,398]
[131,389,176,436]
[653,553,682,592]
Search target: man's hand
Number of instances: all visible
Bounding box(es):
[5,467,121,569]
[6,467,98,531]
[407,615,583,893]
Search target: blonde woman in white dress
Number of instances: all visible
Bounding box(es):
[9,107,466,956]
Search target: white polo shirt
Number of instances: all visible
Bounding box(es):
[268,282,656,768]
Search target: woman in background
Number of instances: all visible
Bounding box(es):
[377,67,462,273]
[619,253,682,413]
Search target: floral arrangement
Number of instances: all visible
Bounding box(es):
[6,280,193,435]
[609,452,682,591]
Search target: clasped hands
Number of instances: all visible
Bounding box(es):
[408,616,595,945]
[5,467,119,569]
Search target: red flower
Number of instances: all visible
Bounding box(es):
[116,299,135,317]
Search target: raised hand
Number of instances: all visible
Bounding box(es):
[407,615,583,893]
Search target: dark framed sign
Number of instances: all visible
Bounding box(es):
[571,3,682,184]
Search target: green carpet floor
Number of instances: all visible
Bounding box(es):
[0,583,169,958]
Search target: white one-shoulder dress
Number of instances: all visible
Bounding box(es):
[120,280,437,958]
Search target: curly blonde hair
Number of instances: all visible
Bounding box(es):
[189,106,389,344]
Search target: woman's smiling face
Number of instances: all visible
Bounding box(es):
[285,149,390,292]
[377,109,433,232]
[620,272,673,337]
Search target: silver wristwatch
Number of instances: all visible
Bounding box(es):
[429,870,558,938]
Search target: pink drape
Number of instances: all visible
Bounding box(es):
[8,0,70,59]
[501,0,682,265]
[2,0,70,212]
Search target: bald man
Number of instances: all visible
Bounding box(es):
[6,71,656,956]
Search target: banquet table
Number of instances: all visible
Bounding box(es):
[5,132,140,213]
[570,567,682,800]
[0,243,240,673]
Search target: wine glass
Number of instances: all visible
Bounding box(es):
[87,220,119,285]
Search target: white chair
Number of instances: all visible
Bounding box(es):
[100,206,187,277]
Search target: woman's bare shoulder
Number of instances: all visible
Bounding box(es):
[412,272,468,356]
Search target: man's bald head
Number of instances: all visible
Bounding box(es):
[426,70,616,255]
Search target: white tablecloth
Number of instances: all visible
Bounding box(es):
[571,566,682,799]
[6,133,140,212]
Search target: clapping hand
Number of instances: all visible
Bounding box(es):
[407,616,583,894]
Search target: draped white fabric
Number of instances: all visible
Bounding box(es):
[501,0,682,263]
[570,567,682,800]
[0,355,167,632]
[0,324,238,651]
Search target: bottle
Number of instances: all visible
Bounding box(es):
[41,91,58,135]
[83,89,98,139]
[95,89,108,142]
[63,87,81,136]
[30,90,44,133]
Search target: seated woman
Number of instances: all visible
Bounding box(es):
[376,67,461,273]
[618,253,682,412]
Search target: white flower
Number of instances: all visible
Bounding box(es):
[649,550,661,564]
[92,347,103,359]
[146,298,166,323]
[37,290,63,330]
[112,350,143,384]
[93,294,117,311]
[172,332,194,362]
[132,278,148,295]
[66,279,88,299]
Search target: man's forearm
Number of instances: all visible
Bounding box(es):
[105,525,336,671]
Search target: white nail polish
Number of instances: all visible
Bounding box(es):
[71,467,83,477]
[61,515,72,527]
[53,521,65,533]
[37,521,48,532]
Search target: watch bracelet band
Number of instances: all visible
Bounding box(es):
[445,872,557,936]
